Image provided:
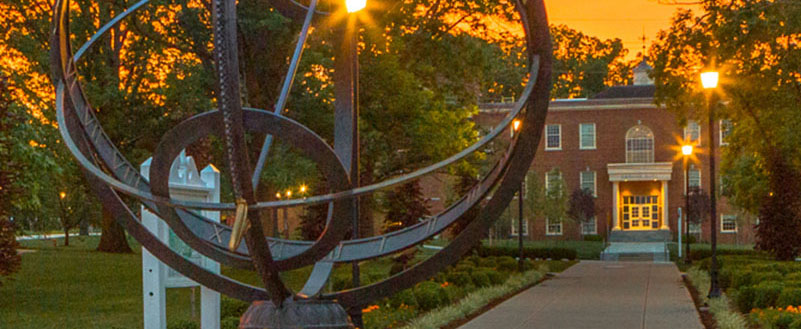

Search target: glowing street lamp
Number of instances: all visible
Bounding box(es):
[682,144,694,156]
[60,191,67,199]
[511,118,524,271]
[701,71,719,89]
[286,190,292,198]
[701,70,722,298]
[300,185,307,194]
[346,0,366,13]
[513,119,522,132]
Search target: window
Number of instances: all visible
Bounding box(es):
[684,121,701,145]
[720,120,732,146]
[545,170,562,193]
[546,217,562,235]
[625,125,654,163]
[581,217,597,235]
[721,215,737,233]
[689,221,701,234]
[580,171,596,197]
[686,164,701,194]
[579,123,596,149]
[545,124,561,150]
[511,218,529,236]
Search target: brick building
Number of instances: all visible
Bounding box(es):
[475,61,755,244]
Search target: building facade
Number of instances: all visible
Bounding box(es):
[476,63,755,244]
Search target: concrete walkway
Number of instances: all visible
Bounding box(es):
[460,261,703,329]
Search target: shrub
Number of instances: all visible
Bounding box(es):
[496,256,518,272]
[486,271,508,286]
[331,275,353,291]
[753,272,784,285]
[690,248,762,262]
[221,297,249,319]
[389,288,418,308]
[736,286,757,313]
[476,257,497,268]
[731,270,754,290]
[582,235,603,242]
[389,262,405,276]
[471,270,491,288]
[778,289,801,308]
[446,271,472,287]
[752,282,784,309]
[787,273,801,282]
[221,317,240,329]
[414,281,447,311]
[454,264,474,274]
[442,284,464,302]
[476,246,577,260]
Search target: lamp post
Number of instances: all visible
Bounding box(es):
[682,144,693,264]
[701,70,722,298]
[344,1,365,326]
[273,192,281,238]
[512,119,524,271]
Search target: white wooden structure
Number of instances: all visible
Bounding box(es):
[140,151,221,329]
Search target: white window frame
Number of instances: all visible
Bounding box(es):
[688,221,702,234]
[580,170,597,197]
[545,124,562,151]
[546,217,563,236]
[719,119,732,146]
[685,164,702,194]
[684,121,701,146]
[581,217,597,235]
[721,214,737,233]
[579,123,596,150]
[510,218,529,236]
[545,170,562,193]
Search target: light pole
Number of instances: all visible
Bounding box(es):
[344,1,365,326]
[512,119,524,271]
[682,144,693,264]
[701,70,722,298]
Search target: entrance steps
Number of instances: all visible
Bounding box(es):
[609,229,671,242]
[601,242,669,262]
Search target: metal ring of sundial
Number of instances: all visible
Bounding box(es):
[51,0,553,310]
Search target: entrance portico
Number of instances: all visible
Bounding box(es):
[608,163,673,232]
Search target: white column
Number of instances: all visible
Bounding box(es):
[142,209,167,329]
[661,180,669,230]
[612,181,621,230]
[200,165,221,329]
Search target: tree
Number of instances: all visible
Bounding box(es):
[383,182,430,233]
[0,75,21,283]
[756,151,801,260]
[650,0,801,258]
[687,187,711,237]
[567,188,595,235]
[524,169,568,233]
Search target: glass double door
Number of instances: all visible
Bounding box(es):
[622,195,660,230]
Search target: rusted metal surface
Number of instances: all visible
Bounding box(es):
[51,0,552,314]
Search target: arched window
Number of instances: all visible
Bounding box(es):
[626,125,654,163]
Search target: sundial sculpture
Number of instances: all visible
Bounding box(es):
[50,0,553,327]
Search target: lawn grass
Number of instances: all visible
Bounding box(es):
[4,236,397,329]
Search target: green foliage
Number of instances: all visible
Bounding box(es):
[475,257,497,268]
[167,320,199,329]
[476,245,578,260]
[777,289,801,308]
[568,188,596,226]
[486,271,508,286]
[470,270,491,288]
[445,271,473,288]
[413,281,448,312]
[496,256,517,272]
[220,297,249,319]
[389,289,419,309]
[0,218,20,284]
[383,182,430,233]
[220,317,240,329]
[582,235,603,242]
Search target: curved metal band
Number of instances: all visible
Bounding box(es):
[51,0,539,267]
[150,109,353,271]
[324,0,553,309]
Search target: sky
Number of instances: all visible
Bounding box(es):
[544,0,701,59]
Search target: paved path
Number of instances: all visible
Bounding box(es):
[460,261,703,329]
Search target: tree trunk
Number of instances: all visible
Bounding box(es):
[63,227,69,247]
[96,207,132,253]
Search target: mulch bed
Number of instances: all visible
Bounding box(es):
[682,273,718,329]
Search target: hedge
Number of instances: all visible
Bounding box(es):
[476,245,577,260]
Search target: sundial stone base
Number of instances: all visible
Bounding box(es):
[239,299,354,329]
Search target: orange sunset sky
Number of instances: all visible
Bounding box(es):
[544,0,701,59]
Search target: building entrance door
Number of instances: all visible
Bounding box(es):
[621,195,660,230]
